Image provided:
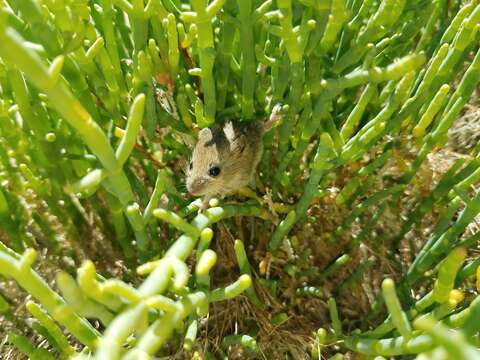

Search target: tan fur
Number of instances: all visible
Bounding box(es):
[186,120,265,198]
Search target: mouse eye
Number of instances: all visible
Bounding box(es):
[208,166,221,177]
[189,161,193,170]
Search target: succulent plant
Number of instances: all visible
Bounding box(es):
[0,0,480,359]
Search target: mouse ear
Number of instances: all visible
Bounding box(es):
[223,122,247,154]
[198,127,213,141]
[230,133,247,154]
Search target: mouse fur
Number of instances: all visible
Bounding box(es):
[186,120,265,198]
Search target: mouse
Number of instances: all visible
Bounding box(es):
[186,104,282,209]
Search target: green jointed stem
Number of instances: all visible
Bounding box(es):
[393,156,468,248]
[274,0,301,63]
[11,0,62,55]
[0,31,115,170]
[275,62,305,181]
[77,261,123,311]
[0,23,150,249]
[318,254,350,281]
[65,169,108,197]
[335,185,405,237]
[95,302,148,360]
[26,301,76,358]
[237,0,255,118]
[432,247,466,303]
[320,0,349,54]
[153,208,201,237]
[414,316,480,360]
[122,292,206,357]
[342,71,415,161]
[269,210,296,251]
[440,2,475,44]
[210,274,252,302]
[2,1,480,358]
[104,193,135,259]
[197,227,214,254]
[428,7,480,97]
[412,84,450,138]
[340,84,375,140]
[408,191,480,283]
[56,271,114,326]
[345,332,434,356]
[415,1,441,52]
[270,52,289,102]
[347,0,373,30]
[102,278,142,302]
[176,87,194,127]
[215,0,235,110]
[195,249,217,276]
[8,68,49,144]
[0,249,100,349]
[145,294,182,313]
[382,278,412,339]
[98,48,120,110]
[222,334,258,353]
[129,0,149,52]
[181,0,225,126]
[164,13,179,78]
[356,0,405,46]
[94,204,263,356]
[0,292,9,313]
[115,93,145,167]
[407,196,462,270]
[328,298,342,337]
[450,160,480,199]
[100,0,126,93]
[295,133,335,217]
[463,294,480,339]
[456,257,480,285]
[143,170,167,223]
[445,295,480,329]
[413,43,449,99]
[126,202,149,254]
[234,239,263,308]
[184,319,198,350]
[296,286,323,298]
[7,332,56,360]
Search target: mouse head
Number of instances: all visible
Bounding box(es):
[186,124,247,197]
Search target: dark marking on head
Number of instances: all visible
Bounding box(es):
[204,139,216,147]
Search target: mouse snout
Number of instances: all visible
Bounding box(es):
[187,177,208,196]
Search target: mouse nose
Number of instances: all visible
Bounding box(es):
[187,179,206,196]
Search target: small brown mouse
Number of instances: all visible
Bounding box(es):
[186,105,282,208]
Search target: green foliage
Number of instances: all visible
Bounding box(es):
[0,0,480,358]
